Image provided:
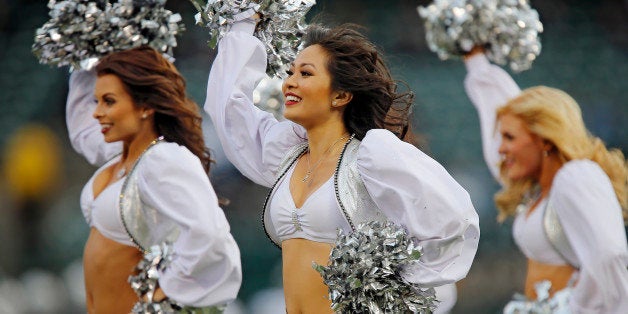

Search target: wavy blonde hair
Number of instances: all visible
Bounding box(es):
[494,86,627,223]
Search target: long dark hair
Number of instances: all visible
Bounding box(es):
[302,24,414,141]
[96,46,212,173]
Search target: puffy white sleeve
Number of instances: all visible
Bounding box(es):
[357,129,480,287]
[204,19,306,187]
[551,160,628,314]
[463,53,521,181]
[137,143,242,307]
[66,69,122,166]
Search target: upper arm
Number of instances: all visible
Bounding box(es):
[551,160,628,312]
[136,143,242,306]
[66,69,121,166]
[356,130,480,286]
[552,160,627,263]
[137,143,226,235]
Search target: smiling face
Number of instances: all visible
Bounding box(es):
[498,113,546,181]
[93,74,146,143]
[281,44,338,128]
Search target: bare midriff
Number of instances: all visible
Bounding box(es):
[282,238,334,314]
[83,227,142,314]
[525,258,576,299]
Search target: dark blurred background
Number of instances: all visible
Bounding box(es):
[0,0,626,313]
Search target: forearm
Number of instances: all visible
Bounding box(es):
[463,53,521,181]
[204,19,304,186]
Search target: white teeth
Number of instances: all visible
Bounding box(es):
[286,95,301,102]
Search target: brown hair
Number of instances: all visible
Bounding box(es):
[495,86,627,222]
[302,24,415,141]
[96,46,212,173]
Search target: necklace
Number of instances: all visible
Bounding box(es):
[116,166,127,179]
[302,134,348,182]
[517,183,542,215]
[524,184,542,205]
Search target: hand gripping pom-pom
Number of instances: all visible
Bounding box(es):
[192,0,316,78]
[32,0,185,71]
[417,0,543,72]
[128,242,226,314]
[313,221,437,313]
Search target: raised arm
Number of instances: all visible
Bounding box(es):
[204,18,305,187]
[463,52,521,181]
[66,69,122,166]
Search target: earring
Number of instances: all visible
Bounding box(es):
[142,113,148,119]
[543,150,549,157]
[332,101,337,107]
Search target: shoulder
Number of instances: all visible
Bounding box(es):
[550,159,618,215]
[356,129,466,194]
[148,141,199,161]
[553,159,608,191]
[358,129,438,167]
[359,129,414,152]
[138,141,205,177]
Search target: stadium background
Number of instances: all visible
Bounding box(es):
[0,0,625,312]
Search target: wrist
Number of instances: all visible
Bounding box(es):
[463,46,485,61]
[230,18,257,34]
[153,288,167,302]
[143,287,167,303]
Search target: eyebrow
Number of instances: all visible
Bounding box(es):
[95,92,116,98]
[290,62,317,69]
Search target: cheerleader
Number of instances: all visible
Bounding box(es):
[66,46,241,312]
[464,48,628,313]
[204,14,480,312]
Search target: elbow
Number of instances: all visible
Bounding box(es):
[161,236,242,307]
[590,249,628,270]
[402,226,480,287]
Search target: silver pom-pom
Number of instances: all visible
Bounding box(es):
[253,76,284,120]
[32,0,185,71]
[190,0,261,48]
[313,221,437,313]
[128,243,226,314]
[503,280,573,314]
[192,0,316,78]
[129,242,180,313]
[417,0,543,72]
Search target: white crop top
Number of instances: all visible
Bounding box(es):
[80,156,135,247]
[512,198,568,265]
[269,164,351,244]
